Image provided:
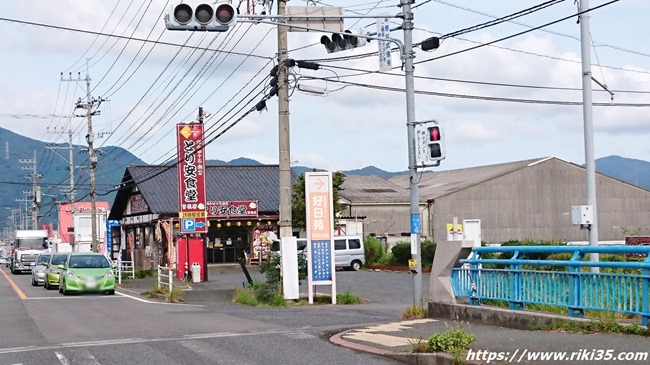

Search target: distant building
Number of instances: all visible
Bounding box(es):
[108,165,281,270]
[57,201,110,253]
[340,157,650,245]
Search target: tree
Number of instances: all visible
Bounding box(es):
[291,170,345,231]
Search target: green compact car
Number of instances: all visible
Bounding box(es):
[44,253,70,290]
[58,253,116,295]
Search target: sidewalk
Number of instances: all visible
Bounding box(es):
[116,264,650,365]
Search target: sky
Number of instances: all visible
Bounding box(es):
[1,0,649,176]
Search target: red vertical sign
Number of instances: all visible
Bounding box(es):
[177,123,208,234]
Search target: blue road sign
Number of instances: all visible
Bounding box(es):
[196,221,206,229]
[411,213,420,234]
[183,219,196,231]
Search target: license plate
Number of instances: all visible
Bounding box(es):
[85,280,97,289]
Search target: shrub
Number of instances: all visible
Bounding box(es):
[253,282,281,304]
[259,251,307,284]
[390,242,411,266]
[421,241,436,267]
[364,236,385,265]
[388,241,435,267]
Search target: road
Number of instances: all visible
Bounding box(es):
[0,266,427,365]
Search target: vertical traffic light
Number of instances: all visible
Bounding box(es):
[427,125,445,161]
[165,2,237,31]
[320,30,367,53]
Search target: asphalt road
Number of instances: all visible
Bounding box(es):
[0,266,427,365]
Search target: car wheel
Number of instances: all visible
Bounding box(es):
[44,280,48,290]
[59,281,64,294]
[350,260,362,271]
[107,290,115,295]
[31,277,37,286]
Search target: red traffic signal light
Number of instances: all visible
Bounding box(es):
[429,126,441,142]
[215,3,236,25]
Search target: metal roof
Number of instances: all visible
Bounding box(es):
[387,157,549,200]
[339,175,410,204]
[109,165,280,219]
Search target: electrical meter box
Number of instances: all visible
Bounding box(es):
[572,205,593,225]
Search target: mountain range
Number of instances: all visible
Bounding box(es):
[1,126,649,229]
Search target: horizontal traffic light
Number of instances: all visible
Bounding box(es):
[165,2,237,31]
[320,30,367,53]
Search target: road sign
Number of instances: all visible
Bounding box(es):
[376,14,392,71]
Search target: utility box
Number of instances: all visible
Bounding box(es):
[572,205,593,225]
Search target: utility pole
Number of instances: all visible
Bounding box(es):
[62,64,104,253]
[401,1,423,306]
[46,127,77,203]
[19,151,42,230]
[277,0,293,239]
[579,0,599,272]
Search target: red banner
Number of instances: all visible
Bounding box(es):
[207,200,259,218]
[177,123,208,234]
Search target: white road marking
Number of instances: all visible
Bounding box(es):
[342,319,437,347]
[0,329,302,355]
[55,351,71,365]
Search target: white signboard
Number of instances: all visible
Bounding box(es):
[376,14,392,71]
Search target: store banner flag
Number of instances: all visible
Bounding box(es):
[177,123,208,234]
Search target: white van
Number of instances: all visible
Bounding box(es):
[297,235,365,271]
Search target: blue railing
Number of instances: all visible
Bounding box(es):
[451,245,650,326]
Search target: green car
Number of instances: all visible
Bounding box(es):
[44,253,70,290]
[58,253,116,295]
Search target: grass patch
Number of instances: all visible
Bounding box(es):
[426,327,476,365]
[144,284,183,303]
[530,319,650,336]
[401,305,428,319]
[233,288,258,306]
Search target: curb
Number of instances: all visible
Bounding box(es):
[329,328,486,365]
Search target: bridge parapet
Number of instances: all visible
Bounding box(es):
[450,245,650,326]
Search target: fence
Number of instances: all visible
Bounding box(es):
[117,260,135,285]
[451,245,650,325]
[157,265,173,292]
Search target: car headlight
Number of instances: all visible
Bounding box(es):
[105,270,114,278]
[66,271,77,278]
[51,269,60,275]
[34,269,45,274]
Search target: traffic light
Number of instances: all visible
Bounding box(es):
[427,125,445,161]
[165,2,237,31]
[320,30,367,53]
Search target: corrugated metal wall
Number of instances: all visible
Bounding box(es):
[430,159,650,244]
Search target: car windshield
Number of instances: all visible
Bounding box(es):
[37,255,51,265]
[51,254,68,266]
[68,255,109,269]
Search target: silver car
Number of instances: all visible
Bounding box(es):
[31,252,51,286]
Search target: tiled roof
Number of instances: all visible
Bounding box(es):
[110,165,280,217]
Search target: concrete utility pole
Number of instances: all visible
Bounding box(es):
[19,151,41,230]
[46,128,77,203]
[401,1,423,306]
[579,0,599,270]
[62,63,103,253]
[277,0,293,239]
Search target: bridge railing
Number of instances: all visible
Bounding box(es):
[451,245,650,326]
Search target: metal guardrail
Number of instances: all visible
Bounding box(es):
[117,260,135,285]
[451,245,650,325]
